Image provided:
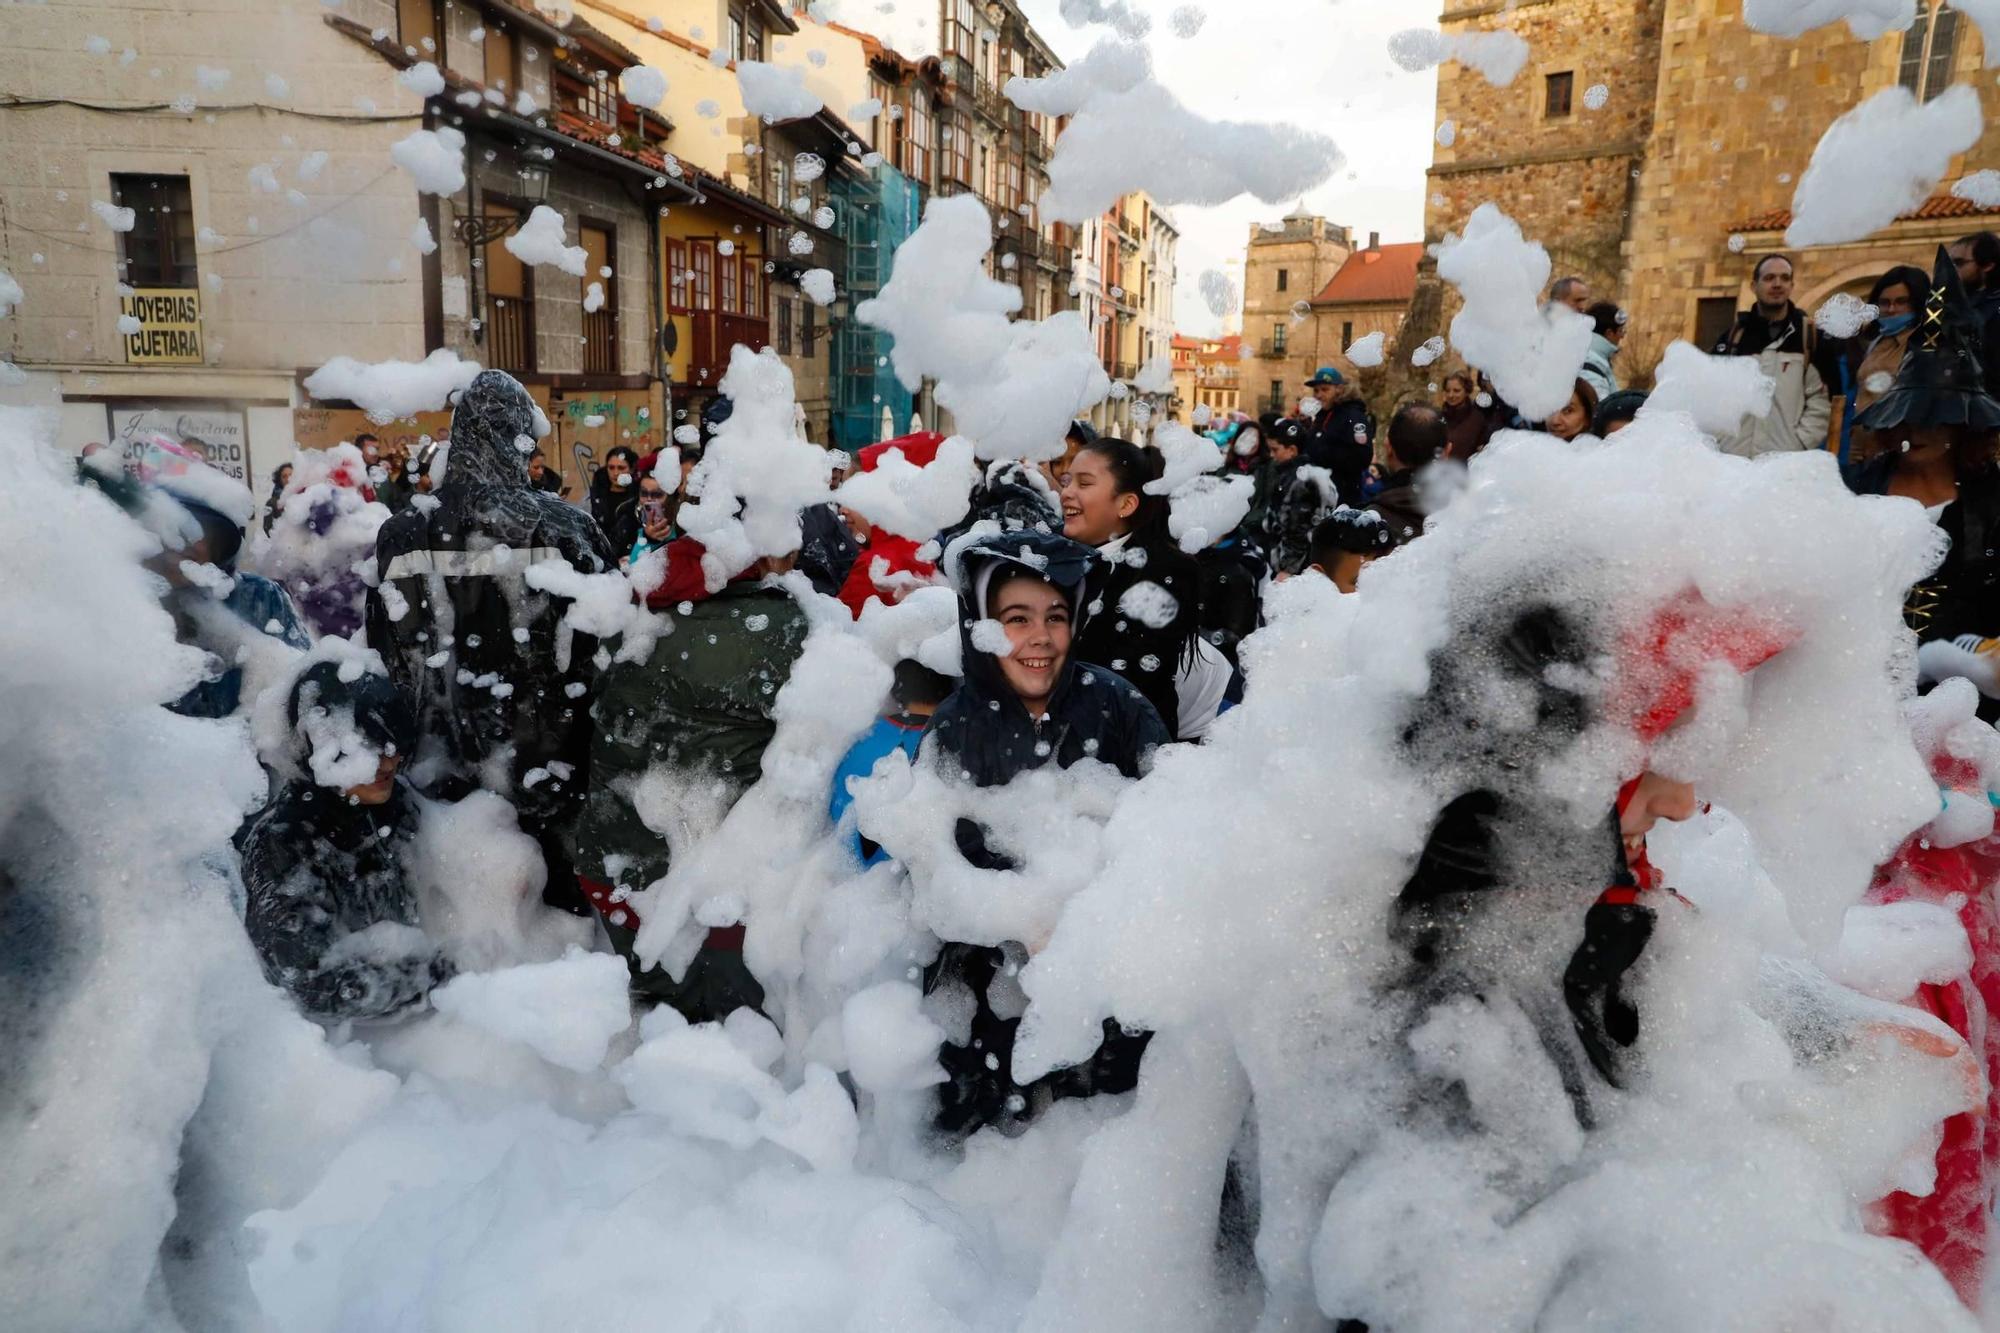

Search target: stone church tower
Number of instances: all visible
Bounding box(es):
[1383,0,2000,403]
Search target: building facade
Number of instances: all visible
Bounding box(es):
[1310,240,1423,388]
[339,2,673,488]
[1240,209,1354,419]
[0,0,432,483]
[1405,0,2000,397]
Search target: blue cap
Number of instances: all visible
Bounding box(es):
[1307,366,1344,386]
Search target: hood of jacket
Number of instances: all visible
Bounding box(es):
[285,659,417,784]
[951,529,1096,712]
[445,370,537,489]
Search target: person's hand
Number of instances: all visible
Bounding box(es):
[643,515,673,542]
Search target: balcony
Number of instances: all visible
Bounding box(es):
[485,296,533,374]
[1113,360,1139,381]
[582,308,618,377]
[688,311,770,386]
[972,74,1008,124]
[1256,338,1290,360]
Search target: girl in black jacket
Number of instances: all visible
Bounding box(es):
[1059,437,1234,741]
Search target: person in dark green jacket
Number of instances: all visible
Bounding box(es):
[574,544,812,1021]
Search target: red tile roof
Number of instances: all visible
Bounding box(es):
[1312,243,1423,306]
[1727,191,2000,234]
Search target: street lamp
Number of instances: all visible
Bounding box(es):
[517,155,552,208]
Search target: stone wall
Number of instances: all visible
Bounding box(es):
[1415,0,2000,396]
[1422,0,1665,358]
[1622,0,2000,364]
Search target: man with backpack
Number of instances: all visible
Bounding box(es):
[1710,253,1837,456]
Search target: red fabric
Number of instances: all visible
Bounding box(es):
[643,536,721,609]
[1865,795,2000,1309]
[577,876,746,952]
[837,532,937,619]
[1611,590,1796,742]
[856,431,945,472]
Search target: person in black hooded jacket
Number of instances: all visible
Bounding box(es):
[237,661,453,1020]
[364,369,617,913]
[921,529,1169,1138]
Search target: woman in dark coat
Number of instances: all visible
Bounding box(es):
[922,529,1169,1138]
[588,446,643,556]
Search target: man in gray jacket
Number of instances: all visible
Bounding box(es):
[1709,253,1834,457]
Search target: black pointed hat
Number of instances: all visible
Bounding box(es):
[1855,245,2000,432]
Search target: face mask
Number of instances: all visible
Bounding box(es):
[1879,312,1916,335]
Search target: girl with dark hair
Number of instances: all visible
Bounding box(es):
[1060,437,1235,740]
[589,446,642,555]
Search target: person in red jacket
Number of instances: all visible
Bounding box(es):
[835,431,946,618]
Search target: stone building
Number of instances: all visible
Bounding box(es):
[1241,208,1353,418]
[1403,0,2000,398]
[1310,240,1423,382]
[0,0,430,481]
[325,2,678,489]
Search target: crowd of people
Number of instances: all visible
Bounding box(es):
[66,227,2000,1316]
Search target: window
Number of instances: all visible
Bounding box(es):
[901,95,934,183]
[742,256,763,319]
[484,24,517,91]
[111,173,197,288]
[580,223,616,375]
[870,77,893,150]
[769,152,793,209]
[398,0,441,55]
[1900,2,1962,102]
[777,296,793,356]
[944,0,978,61]
[803,302,817,356]
[727,12,745,61]
[1269,379,1283,407]
[941,120,971,184]
[1271,323,1287,355]
[721,248,740,313]
[483,203,534,373]
[558,57,618,125]
[691,243,715,311]
[666,239,688,313]
[1276,269,1288,293]
[1544,71,1574,118]
[1341,319,1353,345]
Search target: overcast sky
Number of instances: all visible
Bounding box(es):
[1012,0,1443,337]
